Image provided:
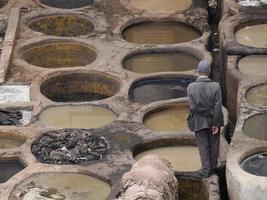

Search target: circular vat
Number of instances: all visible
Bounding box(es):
[31,129,109,164]
[238,55,267,76]
[127,0,192,13]
[129,76,194,104]
[9,172,111,200]
[28,14,94,37]
[133,139,201,172]
[20,42,97,68]
[39,105,117,129]
[246,83,267,107]
[122,21,201,44]
[0,158,25,183]
[240,152,267,176]
[243,113,267,141]
[40,72,120,102]
[123,51,199,74]
[38,0,95,9]
[0,131,25,149]
[235,22,267,48]
[143,103,189,132]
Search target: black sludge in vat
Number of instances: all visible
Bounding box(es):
[241,152,267,176]
[129,77,194,104]
[39,0,94,9]
[0,160,24,183]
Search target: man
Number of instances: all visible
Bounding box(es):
[187,59,224,178]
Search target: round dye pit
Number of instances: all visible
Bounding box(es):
[238,55,267,76]
[0,159,24,183]
[144,103,189,132]
[9,173,111,200]
[128,0,192,13]
[28,15,94,37]
[235,23,267,48]
[241,152,267,176]
[39,105,117,129]
[243,113,267,141]
[20,42,97,68]
[32,129,109,164]
[39,0,95,9]
[122,21,201,44]
[40,72,120,102]
[246,84,267,107]
[129,77,193,104]
[0,132,25,149]
[123,52,199,74]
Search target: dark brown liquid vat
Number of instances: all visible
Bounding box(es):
[241,152,267,177]
[243,114,267,141]
[0,136,24,149]
[0,160,24,183]
[29,15,94,37]
[123,52,199,74]
[122,21,201,44]
[39,0,94,9]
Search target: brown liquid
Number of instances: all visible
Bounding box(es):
[123,52,199,74]
[122,22,201,44]
[238,55,267,76]
[129,0,192,13]
[135,146,201,171]
[39,105,117,129]
[144,104,189,132]
[243,114,267,141]
[235,24,267,48]
[10,173,111,200]
[246,84,267,107]
[0,136,24,149]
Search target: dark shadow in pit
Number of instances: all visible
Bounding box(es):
[39,0,94,9]
[0,158,25,183]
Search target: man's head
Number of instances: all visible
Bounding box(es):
[197,59,210,76]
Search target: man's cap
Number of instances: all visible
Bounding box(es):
[197,59,210,73]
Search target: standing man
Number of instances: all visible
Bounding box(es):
[187,59,224,178]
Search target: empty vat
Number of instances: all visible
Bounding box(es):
[20,42,96,68]
[39,105,117,128]
[243,113,267,140]
[241,152,267,176]
[129,77,193,104]
[9,173,111,200]
[0,159,24,183]
[238,55,267,76]
[246,84,267,107]
[39,0,94,9]
[40,72,120,102]
[128,0,192,13]
[29,15,94,37]
[0,133,25,149]
[123,52,199,74]
[144,103,189,132]
[122,21,201,44]
[235,23,267,48]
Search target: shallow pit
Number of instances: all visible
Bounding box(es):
[246,84,267,107]
[20,42,97,68]
[0,132,25,149]
[243,113,267,141]
[39,105,117,129]
[0,159,24,183]
[128,0,192,13]
[40,72,120,102]
[0,85,30,104]
[129,76,194,104]
[9,172,111,200]
[235,22,267,48]
[122,21,201,44]
[144,103,189,132]
[241,152,267,176]
[134,139,201,171]
[28,14,94,37]
[0,110,32,126]
[238,55,267,76]
[39,0,95,9]
[32,129,109,164]
[123,52,199,74]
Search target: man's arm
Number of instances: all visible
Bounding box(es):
[212,84,223,133]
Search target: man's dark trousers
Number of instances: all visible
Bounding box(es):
[195,128,220,171]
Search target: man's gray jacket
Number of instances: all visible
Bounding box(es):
[187,76,224,132]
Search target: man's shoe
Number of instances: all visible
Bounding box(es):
[197,169,211,178]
